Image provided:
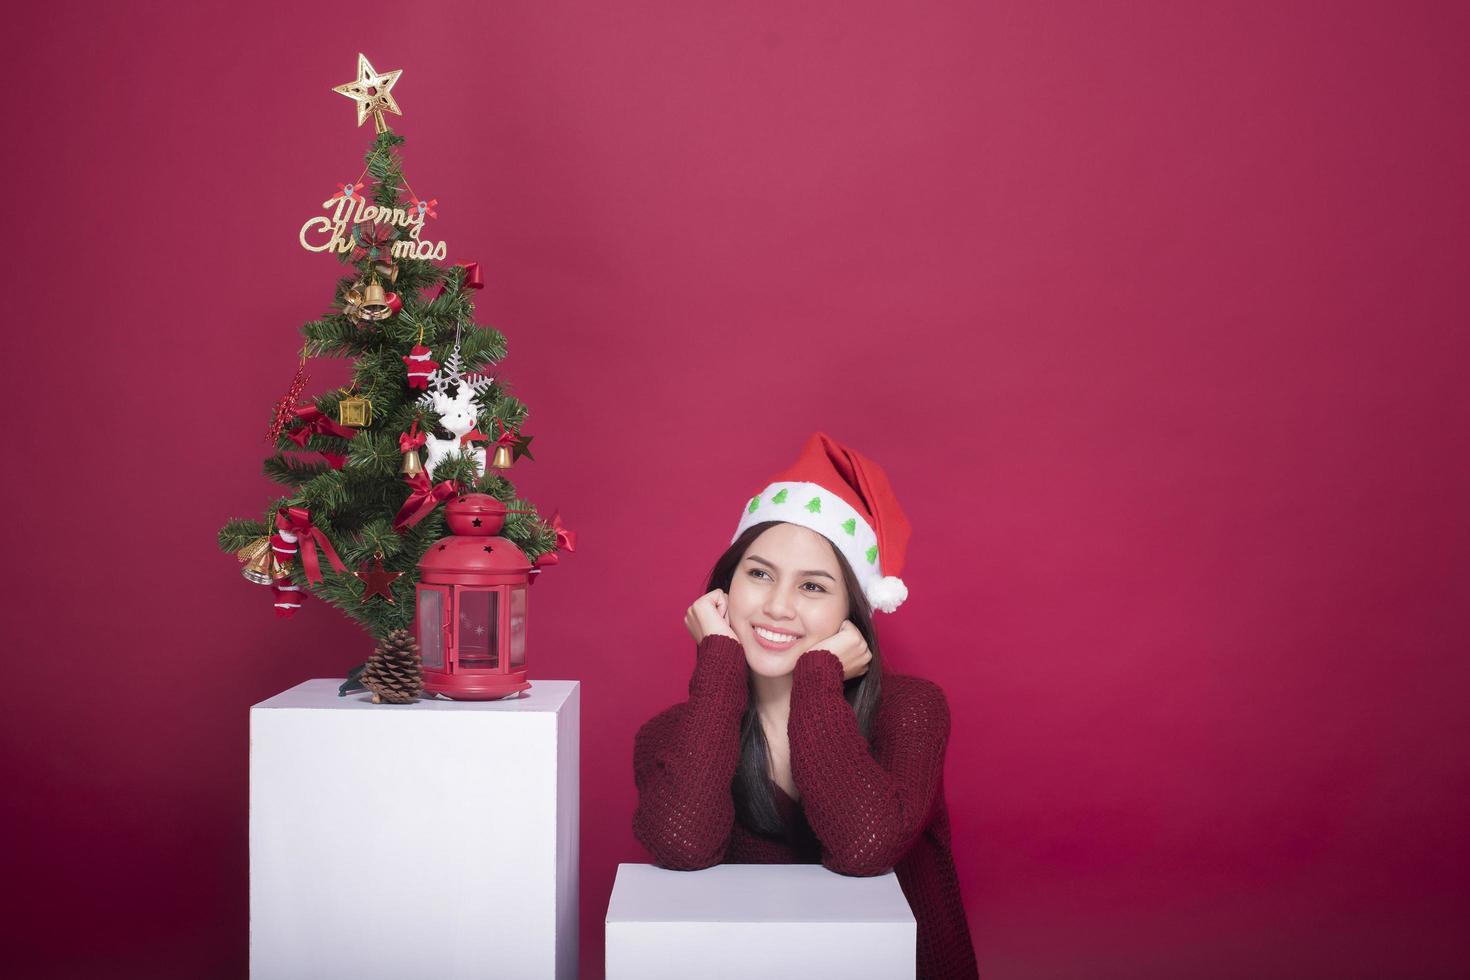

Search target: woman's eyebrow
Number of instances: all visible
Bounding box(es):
[744,555,836,581]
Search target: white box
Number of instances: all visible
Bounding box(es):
[250,679,579,980]
[605,863,915,980]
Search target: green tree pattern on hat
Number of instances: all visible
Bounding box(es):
[805,496,822,513]
[748,496,760,513]
[771,489,788,504]
[866,545,879,565]
[841,518,857,535]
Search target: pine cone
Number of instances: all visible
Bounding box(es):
[362,629,423,704]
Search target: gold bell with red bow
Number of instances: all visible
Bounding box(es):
[237,537,286,585]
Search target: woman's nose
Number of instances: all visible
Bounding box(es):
[763,586,797,619]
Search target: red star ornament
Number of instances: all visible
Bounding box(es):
[355,556,402,604]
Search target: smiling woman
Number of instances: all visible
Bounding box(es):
[633,433,979,980]
[717,521,876,810]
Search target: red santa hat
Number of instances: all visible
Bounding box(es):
[732,432,912,613]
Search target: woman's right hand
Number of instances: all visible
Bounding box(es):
[685,589,738,644]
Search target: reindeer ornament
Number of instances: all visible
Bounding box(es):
[417,342,495,479]
[423,385,485,476]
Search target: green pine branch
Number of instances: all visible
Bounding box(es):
[263,454,330,486]
[219,519,269,553]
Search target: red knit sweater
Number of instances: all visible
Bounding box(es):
[633,634,979,980]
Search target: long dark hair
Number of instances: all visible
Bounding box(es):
[704,520,883,838]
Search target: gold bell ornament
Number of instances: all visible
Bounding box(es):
[400,419,426,476]
[343,276,397,322]
[358,277,395,320]
[237,537,285,585]
[488,419,527,470]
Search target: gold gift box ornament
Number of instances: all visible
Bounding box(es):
[337,392,373,428]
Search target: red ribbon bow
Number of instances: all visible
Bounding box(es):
[329,181,364,203]
[275,507,347,584]
[431,261,484,300]
[394,474,461,533]
[461,427,489,447]
[493,419,521,450]
[549,511,577,553]
[531,511,576,583]
[399,421,426,452]
[351,222,397,262]
[286,406,358,447]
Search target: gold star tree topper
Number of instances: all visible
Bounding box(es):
[332,54,403,133]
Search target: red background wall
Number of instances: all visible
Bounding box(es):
[7,2,1468,977]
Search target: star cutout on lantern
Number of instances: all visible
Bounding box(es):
[472,518,483,527]
[332,53,403,134]
[355,556,402,604]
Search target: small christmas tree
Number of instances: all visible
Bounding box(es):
[218,61,563,672]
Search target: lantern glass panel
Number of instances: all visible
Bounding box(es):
[417,588,445,669]
[457,589,500,670]
[509,587,527,667]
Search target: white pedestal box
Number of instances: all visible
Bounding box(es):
[250,679,579,980]
[605,863,916,980]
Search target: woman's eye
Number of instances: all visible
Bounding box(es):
[746,568,824,592]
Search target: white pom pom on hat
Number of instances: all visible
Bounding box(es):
[865,575,909,614]
[732,432,912,613]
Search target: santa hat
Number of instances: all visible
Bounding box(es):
[732,432,912,613]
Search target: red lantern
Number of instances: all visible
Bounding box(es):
[415,494,532,700]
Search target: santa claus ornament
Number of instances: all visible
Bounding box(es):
[263,524,304,617]
[403,344,438,390]
[272,580,305,617]
[731,432,912,613]
[271,525,300,566]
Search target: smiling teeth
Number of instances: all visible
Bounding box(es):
[754,627,799,643]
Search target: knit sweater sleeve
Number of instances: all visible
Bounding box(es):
[788,651,950,877]
[632,634,749,870]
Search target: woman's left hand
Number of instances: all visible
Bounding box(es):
[806,621,871,681]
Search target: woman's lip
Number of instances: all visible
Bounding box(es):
[752,626,801,650]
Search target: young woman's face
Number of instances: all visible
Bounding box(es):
[726,522,852,679]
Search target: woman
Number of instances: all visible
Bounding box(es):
[633,432,979,979]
